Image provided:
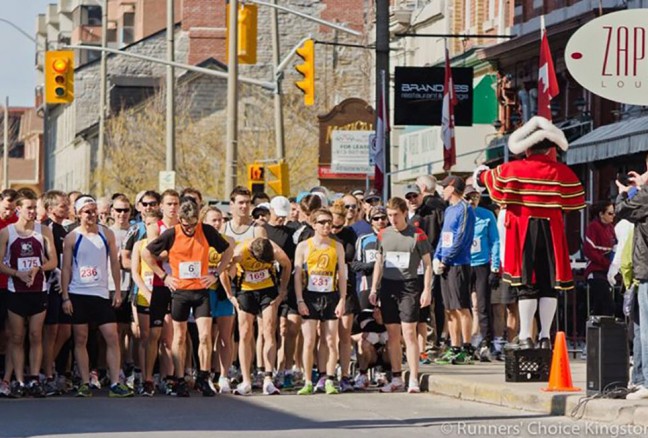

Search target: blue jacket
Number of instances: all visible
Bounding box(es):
[434,200,475,266]
[470,206,500,269]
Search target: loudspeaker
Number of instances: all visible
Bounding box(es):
[586,316,629,396]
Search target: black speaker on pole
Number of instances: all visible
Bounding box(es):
[586,316,628,396]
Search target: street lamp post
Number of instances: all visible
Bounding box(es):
[224,0,239,197]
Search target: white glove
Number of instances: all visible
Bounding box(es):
[472,165,490,193]
[47,268,62,294]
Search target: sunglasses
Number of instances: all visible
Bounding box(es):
[113,208,130,213]
[141,201,158,207]
[344,204,357,210]
[604,211,615,216]
[405,194,419,200]
[332,224,344,230]
[372,216,387,221]
[316,219,332,226]
[365,198,381,205]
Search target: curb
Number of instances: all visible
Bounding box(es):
[405,370,648,425]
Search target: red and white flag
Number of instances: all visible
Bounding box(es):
[441,44,457,171]
[538,16,559,120]
[371,70,387,192]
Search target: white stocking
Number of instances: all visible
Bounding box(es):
[538,297,557,339]
[518,299,538,341]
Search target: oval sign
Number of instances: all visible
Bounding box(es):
[566,10,648,105]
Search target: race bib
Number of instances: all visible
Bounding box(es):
[17,257,40,272]
[79,266,99,283]
[417,261,425,276]
[143,272,154,290]
[442,232,454,248]
[365,249,378,263]
[179,261,201,279]
[471,237,482,254]
[385,251,410,269]
[308,274,335,292]
[245,269,270,284]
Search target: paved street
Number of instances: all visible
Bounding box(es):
[3,390,646,438]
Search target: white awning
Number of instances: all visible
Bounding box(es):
[566,116,648,165]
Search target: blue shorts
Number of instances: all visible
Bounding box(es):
[209,290,235,318]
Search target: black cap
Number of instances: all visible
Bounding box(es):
[440,175,466,194]
[364,188,381,202]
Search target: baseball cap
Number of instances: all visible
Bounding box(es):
[463,185,478,197]
[74,196,97,213]
[364,188,381,202]
[369,206,387,219]
[270,196,291,217]
[404,184,421,196]
[135,190,147,206]
[351,189,364,197]
[440,175,466,193]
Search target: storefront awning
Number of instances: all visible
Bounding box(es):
[566,116,648,165]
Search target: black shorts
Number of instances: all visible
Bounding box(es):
[302,291,340,321]
[379,278,421,324]
[7,291,48,318]
[136,305,150,315]
[44,290,72,325]
[344,290,361,316]
[491,282,516,305]
[0,289,8,330]
[150,286,172,328]
[69,293,116,326]
[110,290,132,324]
[279,289,299,318]
[171,289,211,322]
[237,287,278,316]
[440,265,471,310]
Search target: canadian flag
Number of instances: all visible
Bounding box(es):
[441,44,457,171]
[538,17,559,120]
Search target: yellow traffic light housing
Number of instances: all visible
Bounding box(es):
[267,161,290,196]
[248,163,265,194]
[45,51,74,104]
[226,4,258,65]
[295,39,315,106]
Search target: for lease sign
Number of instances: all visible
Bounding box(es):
[566,10,648,105]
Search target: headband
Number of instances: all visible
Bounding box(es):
[75,196,96,213]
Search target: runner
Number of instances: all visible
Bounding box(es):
[60,195,133,398]
[143,198,232,397]
[230,236,291,395]
[0,190,57,397]
[295,208,347,396]
[369,197,433,393]
[0,189,18,397]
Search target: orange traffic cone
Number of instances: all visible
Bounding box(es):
[542,331,581,392]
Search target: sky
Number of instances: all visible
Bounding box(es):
[0,0,52,107]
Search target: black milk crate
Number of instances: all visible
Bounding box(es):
[504,348,552,382]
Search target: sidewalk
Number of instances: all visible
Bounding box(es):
[405,359,648,426]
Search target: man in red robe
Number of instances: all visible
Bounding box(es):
[473,116,585,349]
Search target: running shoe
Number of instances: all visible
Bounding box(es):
[89,370,101,390]
[478,344,492,362]
[407,379,421,394]
[10,381,25,398]
[325,379,339,395]
[434,349,457,365]
[354,373,369,390]
[141,381,155,397]
[339,377,354,393]
[196,377,216,397]
[379,377,404,393]
[172,380,190,397]
[252,371,264,389]
[27,380,45,398]
[314,376,327,393]
[263,378,281,395]
[452,350,474,365]
[297,382,314,395]
[76,383,92,398]
[218,377,232,394]
[109,383,134,398]
[0,380,11,397]
[282,373,294,389]
[44,378,59,397]
[233,382,252,396]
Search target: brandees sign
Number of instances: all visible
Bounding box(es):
[566,10,648,105]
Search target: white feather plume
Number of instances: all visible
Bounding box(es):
[508,116,568,154]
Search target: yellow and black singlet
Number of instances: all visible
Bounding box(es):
[304,238,338,293]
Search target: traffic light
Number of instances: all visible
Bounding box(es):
[225,4,258,64]
[45,51,74,104]
[247,163,265,194]
[267,161,290,196]
[295,39,315,106]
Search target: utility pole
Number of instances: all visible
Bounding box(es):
[2,97,8,190]
[166,0,176,172]
[271,0,285,160]
[375,0,390,197]
[97,0,108,195]
[225,0,239,196]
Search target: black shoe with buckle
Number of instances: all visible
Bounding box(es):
[538,337,551,350]
[519,337,535,350]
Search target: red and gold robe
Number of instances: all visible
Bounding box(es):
[477,154,586,290]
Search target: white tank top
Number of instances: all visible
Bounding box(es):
[108,226,131,292]
[68,229,110,299]
[224,221,256,246]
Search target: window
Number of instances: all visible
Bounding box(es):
[121,12,135,46]
[81,5,102,26]
[123,12,135,27]
[488,0,496,20]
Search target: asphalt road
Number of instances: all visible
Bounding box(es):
[1,390,645,438]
